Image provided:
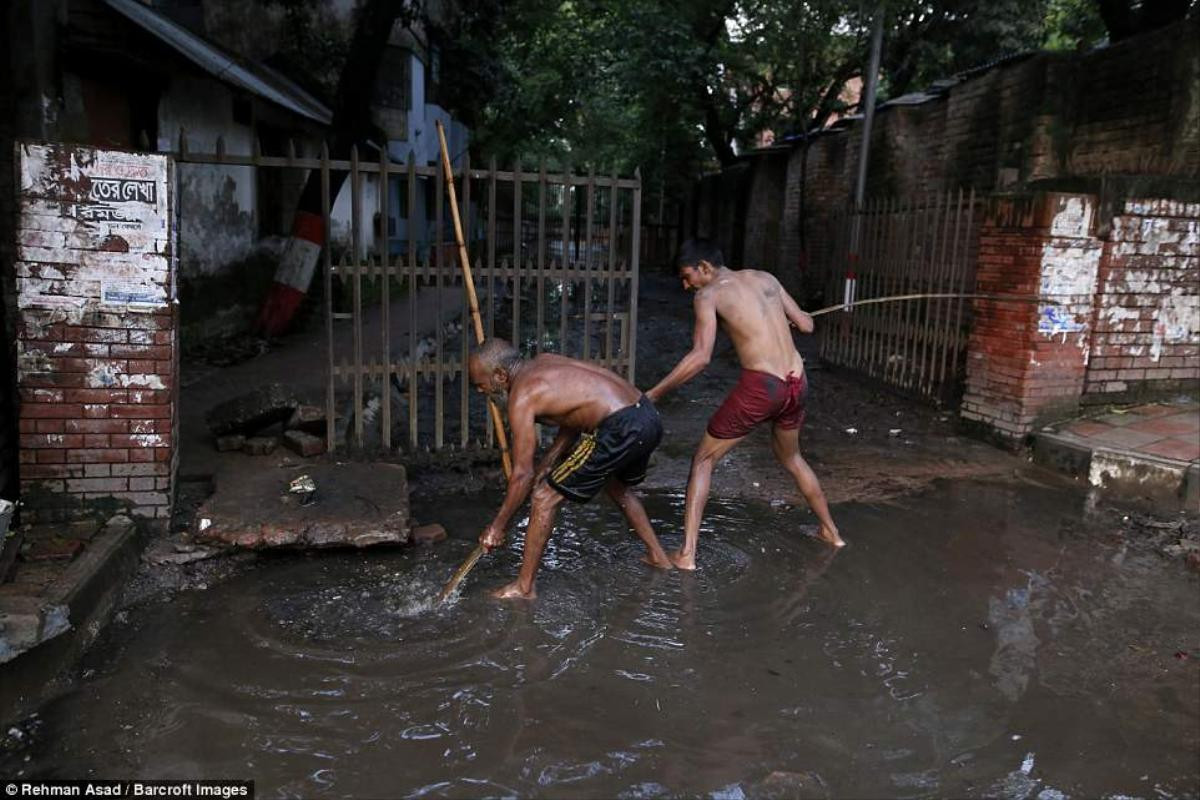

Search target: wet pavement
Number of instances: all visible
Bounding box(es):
[5,478,1198,799]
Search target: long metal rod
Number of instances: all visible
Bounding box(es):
[809,291,1059,319]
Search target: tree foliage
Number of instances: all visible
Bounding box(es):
[434,0,1176,195]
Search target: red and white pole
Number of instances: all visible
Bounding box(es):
[256,210,325,337]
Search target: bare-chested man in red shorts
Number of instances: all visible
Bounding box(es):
[647,239,844,570]
[470,338,674,599]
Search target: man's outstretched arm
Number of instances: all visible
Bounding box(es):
[647,291,717,403]
[481,393,538,550]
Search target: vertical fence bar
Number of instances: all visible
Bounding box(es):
[407,153,419,450]
[897,195,925,389]
[321,143,335,453]
[460,153,471,449]
[379,146,392,449]
[559,165,571,355]
[512,159,523,351]
[583,166,595,361]
[915,192,941,395]
[870,201,888,379]
[930,189,955,397]
[890,198,908,386]
[486,156,498,448]
[350,145,364,446]
[434,150,445,450]
[536,160,547,354]
[882,198,906,384]
[866,198,889,378]
[948,188,977,395]
[628,169,642,383]
[935,187,966,399]
[605,168,618,366]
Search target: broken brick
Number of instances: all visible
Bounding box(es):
[411,523,447,544]
[283,430,325,458]
[243,437,279,456]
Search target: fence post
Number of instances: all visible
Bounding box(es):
[322,142,335,453]
[380,144,392,449]
[536,160,547,354]
[350,144,364,447]
[512,158,523,351]
[629,168,642,383]
[407,152,419,450]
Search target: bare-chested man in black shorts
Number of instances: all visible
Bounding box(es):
[647,239,843,570]
[470,338,674,599]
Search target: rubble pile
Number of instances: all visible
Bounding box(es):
[205,384,329,458]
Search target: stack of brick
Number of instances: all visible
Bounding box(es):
[961,193,1101,442]
[14,143,177,526]
[1085,199,1200,401]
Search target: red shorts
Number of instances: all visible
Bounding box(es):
[707,369,807,439]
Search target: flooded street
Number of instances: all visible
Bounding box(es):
[9,478,1199,799]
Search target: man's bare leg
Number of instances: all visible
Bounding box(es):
[674,433,744,570]
[770,423,844,548]
[493,482,564,599]
[606,480,673,569]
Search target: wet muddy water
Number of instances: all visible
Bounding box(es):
[13,480,1200,798]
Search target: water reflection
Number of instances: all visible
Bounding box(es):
[9,481,1199,799]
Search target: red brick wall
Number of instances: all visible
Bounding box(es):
[961,193,1101,441]
[14,143,177,525]
[1086,199,1200,401]
[736,18,1200,298]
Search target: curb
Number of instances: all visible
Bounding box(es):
[0,519,144,726]
[1033,431,1196,506]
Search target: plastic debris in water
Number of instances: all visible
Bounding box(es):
[289,474,318,506]
[289,475,317,494]
[845,427,859,435]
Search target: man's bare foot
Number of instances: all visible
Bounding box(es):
[817,524,846,548]
[669,549,696,571]
[642,552,675,570]
[491,580,536,600]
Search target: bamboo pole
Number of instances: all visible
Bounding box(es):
[435,120,512,604]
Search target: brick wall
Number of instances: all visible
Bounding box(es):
[14,143,177,525]
[961,193,1101,441]
[1085,199,1200,401]
[705,17,1199,301]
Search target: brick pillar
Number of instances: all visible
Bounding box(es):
[14,143,177,526]
[961,192,1102,444]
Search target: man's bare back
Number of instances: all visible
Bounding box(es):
[697,269,808,380]
[507,354,642,432]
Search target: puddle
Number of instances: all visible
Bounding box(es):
[8,480,1199,798]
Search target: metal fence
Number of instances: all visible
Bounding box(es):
[171,138,642,455]
[818,190,979,405]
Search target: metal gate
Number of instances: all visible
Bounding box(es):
[819,190,979,405]
[171,138,642,456]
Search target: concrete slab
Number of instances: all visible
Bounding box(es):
[194,462,410,550]
[1034,399,1199,506]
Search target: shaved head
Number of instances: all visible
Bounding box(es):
[469,338,524,400]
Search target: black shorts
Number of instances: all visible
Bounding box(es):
[546,396,663,503]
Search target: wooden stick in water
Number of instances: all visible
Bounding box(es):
[436,543,485,605]
[435,119,511,604]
